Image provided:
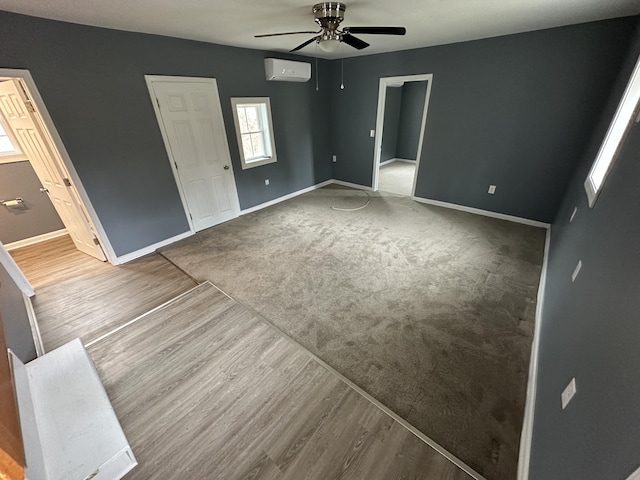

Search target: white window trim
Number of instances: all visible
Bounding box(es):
[584,54,640,207]
[230,97,277,170]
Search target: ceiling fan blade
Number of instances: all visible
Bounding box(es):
[342,33,369,50]
[343,27,407,36]
[290,36,319,52]
[255,30,320,38]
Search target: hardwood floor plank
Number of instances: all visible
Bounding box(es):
[86,282,474,480]
[9,235,196,350]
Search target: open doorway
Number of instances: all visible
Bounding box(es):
[372,74,433,196]
[0,69,113,263]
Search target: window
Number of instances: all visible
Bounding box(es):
[585,54,640,207]
[231,97,277,169]
[0,112,22,162]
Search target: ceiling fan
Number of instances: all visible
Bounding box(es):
[255,2,407,53]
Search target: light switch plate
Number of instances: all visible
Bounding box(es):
[561,377,576,409]
[370,129,375,138]
[488,185,496,194]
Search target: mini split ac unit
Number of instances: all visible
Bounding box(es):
[264,58,311,82]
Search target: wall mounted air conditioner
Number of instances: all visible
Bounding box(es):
[264,58,311,82]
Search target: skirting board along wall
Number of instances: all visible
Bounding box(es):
[412,197,550,229]
[517,227,551,480]
[4,229,68,251]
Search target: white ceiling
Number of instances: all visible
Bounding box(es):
[0,0,639,59]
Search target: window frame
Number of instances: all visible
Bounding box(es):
[0,110,26,164]
[230,97,277,170]
[584,54,640,207]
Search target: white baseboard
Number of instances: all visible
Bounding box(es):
[380,158,416,167]
[113,230,194,265]
[4,229,68,251]
[411,197,550,229]
[517,227,551,480]
[331,179,373,191]
[241,180,333,215]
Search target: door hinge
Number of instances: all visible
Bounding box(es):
[189,213,193,220]
[174,161,178,170]
[156,97,160,109]
[25,100,36,113]
[63,178,72,187]
[92,237,100,246]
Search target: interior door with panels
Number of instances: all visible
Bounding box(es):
[149,78,240,232]
[0,79,106,261]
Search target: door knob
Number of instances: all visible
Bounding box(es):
[223,165,229,170]
[40,188,49,194]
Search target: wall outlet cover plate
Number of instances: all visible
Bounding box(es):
[561,377,576,409]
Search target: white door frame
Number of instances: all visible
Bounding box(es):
[371,74,433,195]
[0,68,117,264]
[144,75,240,233]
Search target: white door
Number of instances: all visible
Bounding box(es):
[0,80,106,261]
[148,78,240,232]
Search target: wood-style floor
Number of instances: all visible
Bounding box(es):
[10,235,197,351]
[12,236,474,480]
[88,282,473,480]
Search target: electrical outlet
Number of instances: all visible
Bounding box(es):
[265,179,269,186]
[561,377,576,409]
[332,155,337,163]
[370,129,375,138]
[488,185,496,194]
[570,206,578,223]
[571,260,582,282]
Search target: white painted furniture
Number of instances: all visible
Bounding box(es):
[9,339,136,480]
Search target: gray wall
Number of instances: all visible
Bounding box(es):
[380,86,402,162]
[396,81,427,160]
[0,10,332,257]
[0,260,36,362]
[330,18,637,223]
[529,19,640,479]
[0,161,64,244]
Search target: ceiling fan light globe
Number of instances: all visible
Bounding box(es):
[319,39,340,52]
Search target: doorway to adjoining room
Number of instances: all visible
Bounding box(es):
[372,74,432,197]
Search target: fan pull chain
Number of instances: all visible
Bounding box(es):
[315,46,319,91]
[340,53,345,90]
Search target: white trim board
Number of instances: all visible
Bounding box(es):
[379,158,416,167]
[4,229,68,251]
[241,180,332,215]
[412,196,550,229]
[517,227,551,480]
[0,241,34,296]
[23,293,45,357]
[113,230,193,265]
[331,179,373,191]
[372,74,433,196]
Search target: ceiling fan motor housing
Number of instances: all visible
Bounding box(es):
[313,2,346,31]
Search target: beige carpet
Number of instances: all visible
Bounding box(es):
[159,186,546,480]
[378,161,416,196]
